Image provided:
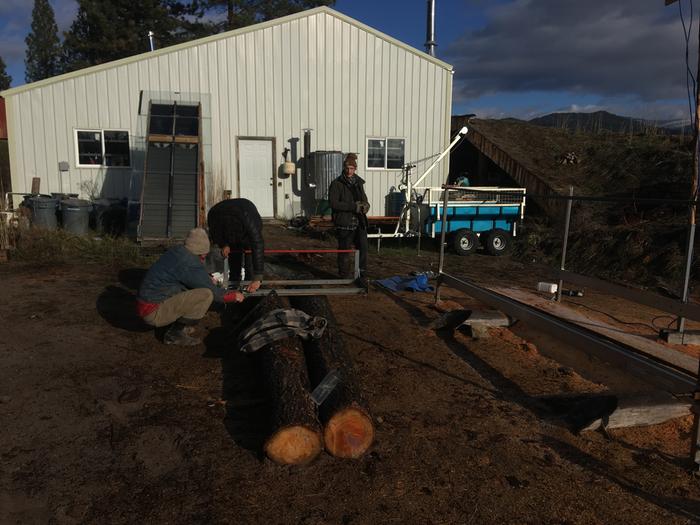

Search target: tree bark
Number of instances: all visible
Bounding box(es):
[256,295,323,465]
[290,296,375,459]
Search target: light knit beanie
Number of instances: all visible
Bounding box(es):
[184,228,210,255]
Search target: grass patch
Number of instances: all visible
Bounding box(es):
[11,228,152,267]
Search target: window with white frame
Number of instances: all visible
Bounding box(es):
[75,129,131,167]
[366,137,405,170]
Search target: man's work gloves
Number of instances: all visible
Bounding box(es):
[355,201,370,214]
[223,291,246,303]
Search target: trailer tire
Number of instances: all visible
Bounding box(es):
[452,229,478,256]
[484,229,511,256]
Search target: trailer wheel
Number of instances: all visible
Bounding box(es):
[452,229,478,256]
[484,229,511,256]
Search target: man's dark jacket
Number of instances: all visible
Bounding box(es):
[328,175,369,229]
[138,245,226,304]
[207,198,264,280]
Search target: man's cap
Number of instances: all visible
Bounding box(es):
[184,228,210,255]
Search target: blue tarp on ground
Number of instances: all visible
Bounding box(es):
[375,274,434,293]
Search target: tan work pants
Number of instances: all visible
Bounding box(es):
[142,288,214,327]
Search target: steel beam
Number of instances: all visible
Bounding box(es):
[243,287,366,297]
[438,273,696,393]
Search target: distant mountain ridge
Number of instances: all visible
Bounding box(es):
[528,110,691,135]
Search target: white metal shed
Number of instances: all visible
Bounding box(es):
[1,6,453,227]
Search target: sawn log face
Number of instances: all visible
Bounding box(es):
[254,296,322,465]
[290,296,375,458]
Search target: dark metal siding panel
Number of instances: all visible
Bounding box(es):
[140,143,171,238]
[170,144,198,238]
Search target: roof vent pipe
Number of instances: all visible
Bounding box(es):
[148,31,156,51]
[425,0,436,57]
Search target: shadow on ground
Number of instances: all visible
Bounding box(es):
[96,285,151,332]
[203,302,270,460]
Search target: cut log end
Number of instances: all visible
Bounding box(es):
[324,407,375,459]
[265,426,323,465]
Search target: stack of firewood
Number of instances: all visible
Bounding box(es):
[238,294,374,465]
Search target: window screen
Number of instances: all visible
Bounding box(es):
[387,139,405,169]
[367,137,406,169]
[149,104,175,135]
[77,131,103,165]
[367,139,385,168]
[175,104,199,136]
[104,131,130,167]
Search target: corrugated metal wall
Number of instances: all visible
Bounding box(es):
[4,9,452,218]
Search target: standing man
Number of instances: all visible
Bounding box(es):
[329,153,369,281]
[207,198,264,293]
[137,228,245,346]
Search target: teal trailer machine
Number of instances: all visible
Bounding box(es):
[367,127,527,256]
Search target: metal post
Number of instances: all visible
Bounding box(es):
[678,223,697,334]
[435,186,450,303]
[556,186,574,302]
[417,205,422,254]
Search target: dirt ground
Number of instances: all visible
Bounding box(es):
[2,224,700,524]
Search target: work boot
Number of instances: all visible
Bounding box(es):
[178,317,199,336]
[355,271,369,288]
[164,322,201,346]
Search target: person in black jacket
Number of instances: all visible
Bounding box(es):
[328,153,370,280]
[207,198,264,293]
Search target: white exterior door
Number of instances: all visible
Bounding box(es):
[238,138,275,217]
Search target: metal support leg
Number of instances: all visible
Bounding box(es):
[435,187,450,305]
[354,249,360,279]
[556,186,574,302]
[677,222,696,334]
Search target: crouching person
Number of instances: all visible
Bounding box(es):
[137,228,245,346]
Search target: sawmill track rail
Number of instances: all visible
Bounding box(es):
[437,272,697,394]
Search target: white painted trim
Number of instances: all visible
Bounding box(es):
[73,128,132,169]
[365,136,405,171]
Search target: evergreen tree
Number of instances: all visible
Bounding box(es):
[25,0,62,82]
[0,56,12,90]
[204,0,335,32]
[62,0,203,72]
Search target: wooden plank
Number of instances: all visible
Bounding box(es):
[31,177,40,194]
[147,134,174,143]
[581,392,691,431]
[558,269,700,321]
[174,135,199,144]
[491,286,699,375]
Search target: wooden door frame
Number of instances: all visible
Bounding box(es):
[235,136,277,218]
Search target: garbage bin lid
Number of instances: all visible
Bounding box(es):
[61,198,92,208]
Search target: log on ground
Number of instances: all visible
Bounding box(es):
[252,295,323,465]
[290,295,375,459]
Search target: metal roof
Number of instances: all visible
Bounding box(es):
[0,6,452,98]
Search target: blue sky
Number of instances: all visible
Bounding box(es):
[0,0,696,121]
